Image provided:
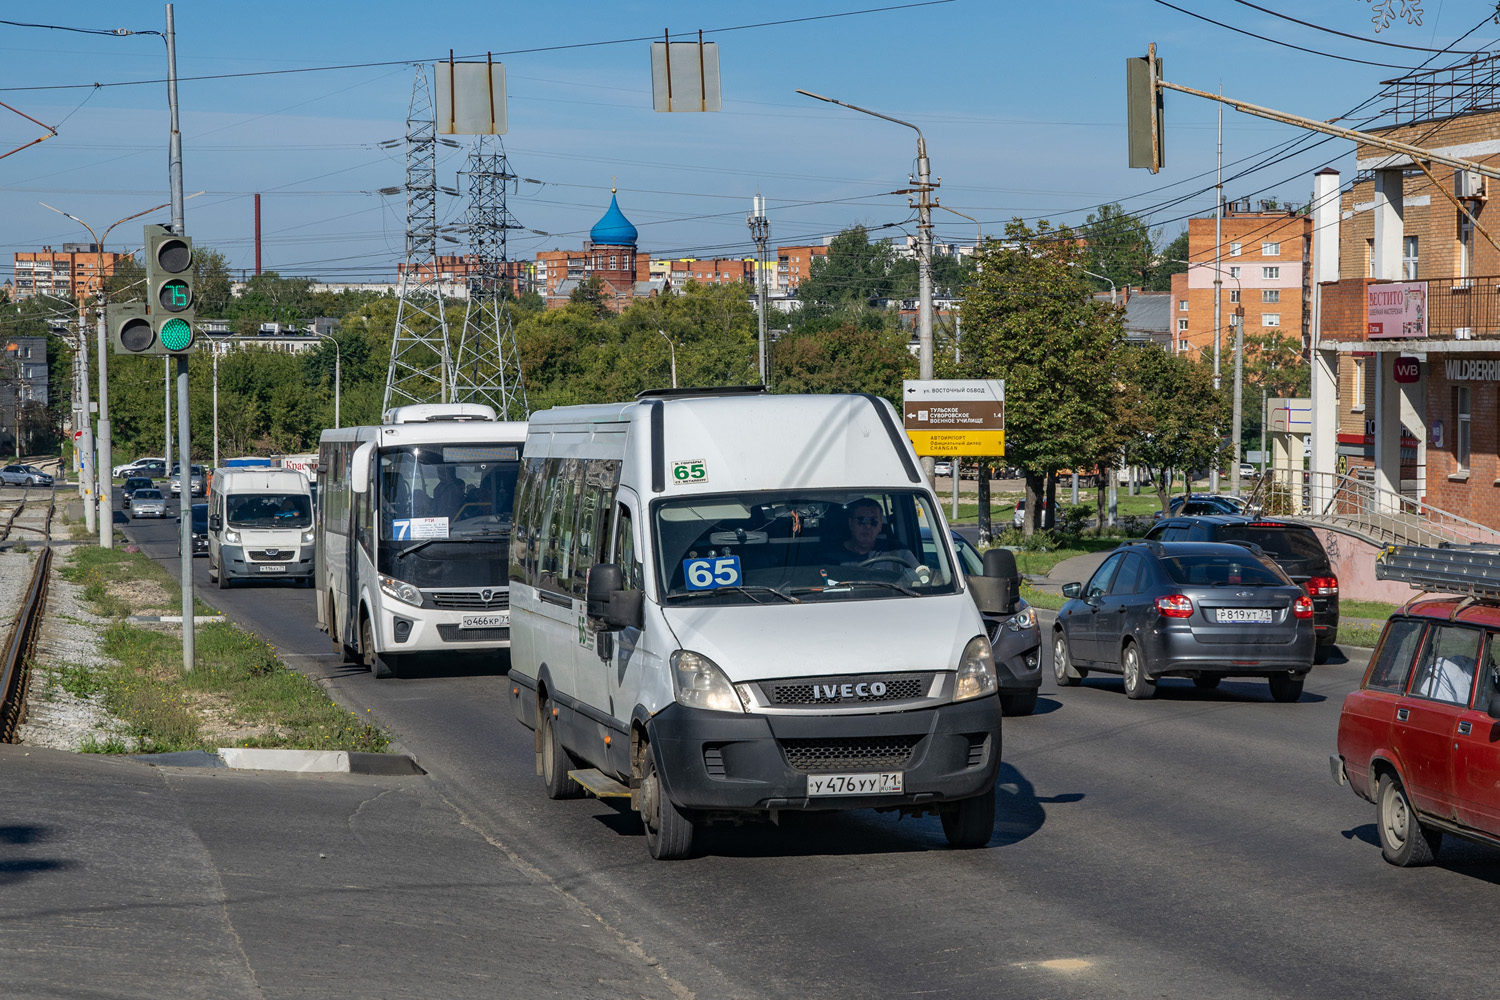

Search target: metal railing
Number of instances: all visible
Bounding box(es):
[1249,468,1500,548]
[1420,276,1500,338]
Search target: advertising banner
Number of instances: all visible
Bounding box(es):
[1367,281,1426,339]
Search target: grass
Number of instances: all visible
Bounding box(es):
[1009,538,1127,578]
[61,542,215,618]
[1338,623,1385,649]
[1341,599,1400,621]
[1020,582,1066,611]
[77,620,391,755]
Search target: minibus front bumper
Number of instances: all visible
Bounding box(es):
[647,696,1001,814]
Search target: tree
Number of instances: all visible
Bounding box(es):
[1081,203,1161,292]
[1150,230,1189,291]
[1119,345,1227,514]
[798,226,894,307]
[959,218,1126,538]
[568,276,610,318]
[771,322,914,407]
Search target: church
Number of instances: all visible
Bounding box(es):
[536,191,661,312]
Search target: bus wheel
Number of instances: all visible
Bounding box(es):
[640,741,695,860]
[362,615,394,679]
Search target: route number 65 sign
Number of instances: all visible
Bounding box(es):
[672,459,708,485]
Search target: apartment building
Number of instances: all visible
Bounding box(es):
[1168,204,1314,360]
[12,244,132,301]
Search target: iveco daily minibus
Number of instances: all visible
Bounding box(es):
[508,387,1018,859]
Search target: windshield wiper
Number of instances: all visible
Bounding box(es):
[395,537,480,558]
[817,579,921,597]
[671,585,801,605]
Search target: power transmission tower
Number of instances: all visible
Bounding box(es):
[384,65,452,412]
[451,135,529,419]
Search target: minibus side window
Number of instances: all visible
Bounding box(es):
[570,460,620,596]
[553,459,583,594]
[536,458,564,592]
[510,457,543,587]
[613,504,643,592]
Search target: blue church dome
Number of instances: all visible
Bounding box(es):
[590,192,638,246]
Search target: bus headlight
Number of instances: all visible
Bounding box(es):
[670,650,744,713]
[223,529,241,544]
[378,575,422,607]
[953,636,998,702]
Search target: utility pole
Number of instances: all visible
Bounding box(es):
[1232,305,1245,496]
[1211,89,1222,496]
[78,314,96,534]
[95,298,111,547]
[212,347,219,468]
[747,192,770,385]
[165,2,193,671]
[795,89,938,482]
[163,356,171,475]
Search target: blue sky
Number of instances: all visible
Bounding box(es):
[1,0,1491,284]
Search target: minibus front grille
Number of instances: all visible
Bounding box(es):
[430,591,509,610]
[779,735,921,773]
[766,673,929,706]
[436,624,510,642]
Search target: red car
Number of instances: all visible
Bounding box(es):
[1333,594,1500,865]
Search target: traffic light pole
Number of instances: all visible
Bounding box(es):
[176,354,193,671]
[95,300,112,548]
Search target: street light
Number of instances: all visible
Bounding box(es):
[797,88,938,481]
[315,332,342,429]
[658,329,677,389]
[41,198,175,549]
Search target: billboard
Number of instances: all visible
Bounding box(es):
[1367,281,1426,339]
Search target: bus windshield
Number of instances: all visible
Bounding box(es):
[653,490,958,605]
[226,493,312,528]
[378,444,519,541]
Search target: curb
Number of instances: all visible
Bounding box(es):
[128,615,227,624]
[130,748,424,775]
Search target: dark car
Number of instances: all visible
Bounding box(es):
[122,476,154,508]
[1053,539,1316,702]
[921,525,1043,716]
[177,503,209,555]
[1145,516,1339,662]
[1152,494,1245,520]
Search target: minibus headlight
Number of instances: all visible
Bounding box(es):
[301,529,316,544]
[670,650,744,713]
[223,529,241,544]
[378,575,422,607]
[953,635,998,702]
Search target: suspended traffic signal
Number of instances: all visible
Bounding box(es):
[1127,44,1164,173]
[143,223,196,352]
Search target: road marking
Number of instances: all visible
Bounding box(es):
[1014,958,1093,972]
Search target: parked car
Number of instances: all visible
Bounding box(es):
[121,476,154,508]
[1152,494,1244,520]
[129,488,167,518]
[1012,496,1050,529]
[932,459,953,478]
[1144,515,1339,663]
[0,464,53,486]
[114,457,165,479]
[1239,463,1259,480]
[1053,539,1316,701]
[1334,596,1500,866]
[919,524,1042,716]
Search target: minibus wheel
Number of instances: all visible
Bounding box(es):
[540,701,584,800]
[941,786,996,849]
[640,743,695,860]
[362,615,395,679]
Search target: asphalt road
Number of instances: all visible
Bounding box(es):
[115,490,1500,1000]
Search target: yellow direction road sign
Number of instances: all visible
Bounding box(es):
[902,379,1005,456]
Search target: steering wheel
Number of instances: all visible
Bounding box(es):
[453,502,492,522]
[856,552,918,571]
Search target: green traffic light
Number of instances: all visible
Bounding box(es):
[160,317,193,352]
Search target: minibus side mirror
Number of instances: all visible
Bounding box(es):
[606,590,645,631]
[587,564,622,620]
[350,441,375,495]
[968,547,1019,616]
[209,514,222,532]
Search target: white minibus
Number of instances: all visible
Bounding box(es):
[207,467,315,587]
[315,403,526,678]
[508,387,1019,859]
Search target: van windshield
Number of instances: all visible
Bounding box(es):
[378,444,519,541]
[653,490,958,604]
[227,494,312,528]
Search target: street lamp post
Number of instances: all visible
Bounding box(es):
[797,88,938,482]
[40,199,174,549]
[936,204,983,520]
[315,333,342,429]
[658,329,677,389]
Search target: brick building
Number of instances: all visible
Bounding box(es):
[1168,205,1313,360]
[395,255,533,295]
[1307,97,1500,533]
[775,244,827,294]
[12,244,131,301]
[535,191,661,312]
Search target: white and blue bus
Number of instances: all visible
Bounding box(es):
[315,403,527,678]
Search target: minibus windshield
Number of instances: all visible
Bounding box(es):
[378,444,520,541]
[226,493,313,528]
[654,490,958,604]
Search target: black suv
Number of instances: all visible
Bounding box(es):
[1145,515,1339,662]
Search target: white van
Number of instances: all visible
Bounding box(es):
[207,468,315,588]
[508,388,1018,859]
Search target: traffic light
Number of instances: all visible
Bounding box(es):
[143,223,196,353]
[1127,45,1164,173]
[106,302,152,354]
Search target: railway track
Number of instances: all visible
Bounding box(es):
[0,481,59,742]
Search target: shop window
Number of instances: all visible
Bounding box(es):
[1456,386,1472,472]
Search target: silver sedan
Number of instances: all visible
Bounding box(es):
[130,489,167,518]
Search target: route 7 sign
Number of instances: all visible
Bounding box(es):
[902,380,1005,456]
